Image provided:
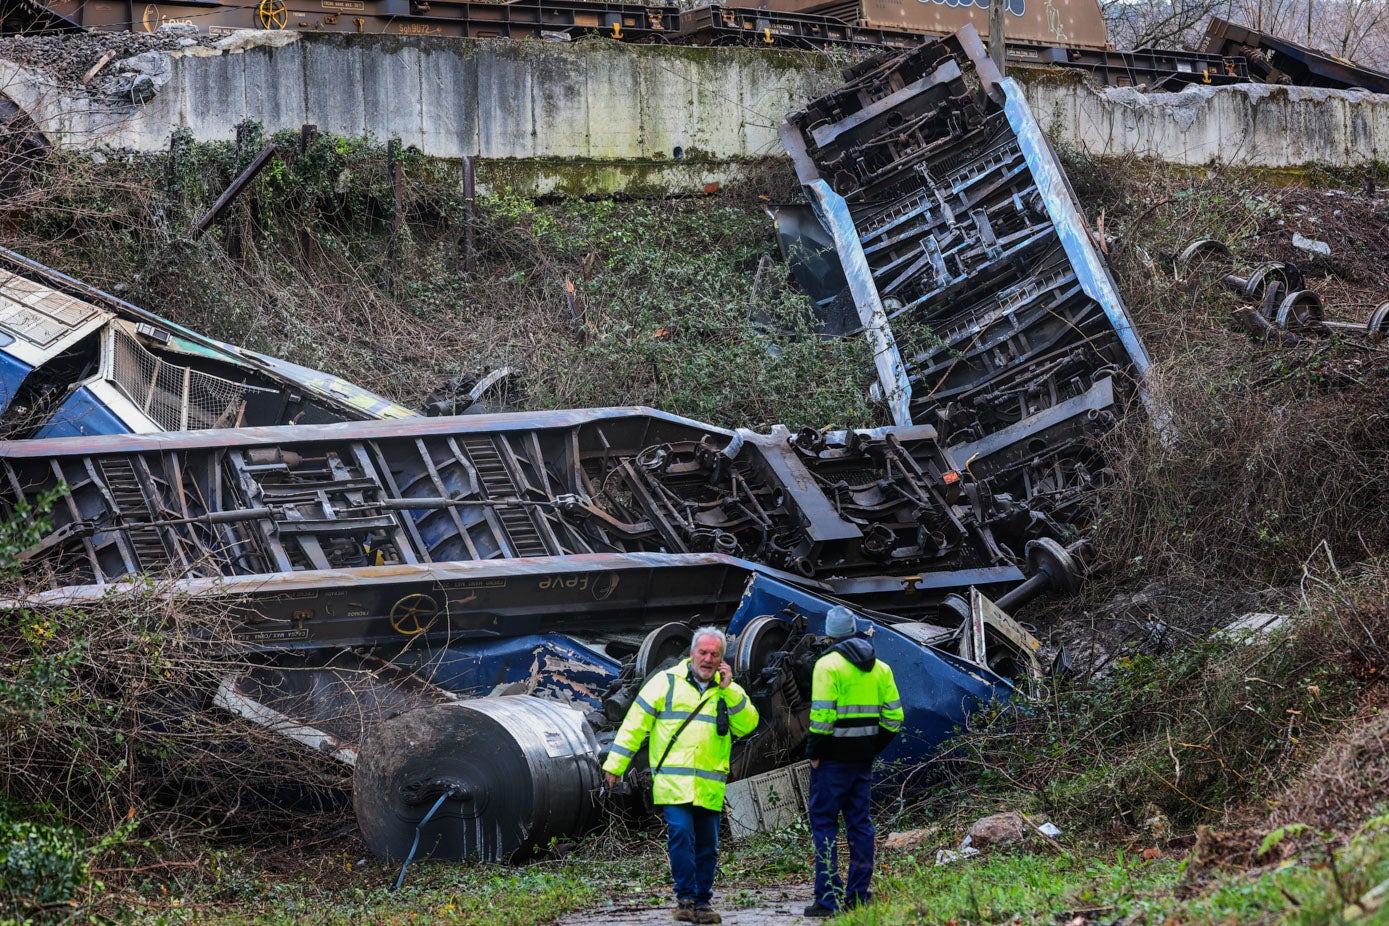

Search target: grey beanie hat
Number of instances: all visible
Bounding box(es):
[824,606,857,640]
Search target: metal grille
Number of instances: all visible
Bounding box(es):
[108,327,254,431]
[0,271,105,347]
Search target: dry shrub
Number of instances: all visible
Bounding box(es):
[0,581,353,853]
[1094,346,1389,586]
[1267,568,1389,837]
[927,559,1389,839]
[1270,690,1389,835]
[1073,156,1389,588]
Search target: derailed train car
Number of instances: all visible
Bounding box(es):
[1,28,1149,862]
[776,24,1155,527]
[3,406,1087,860]
[0,246,416,439]
[5,408,1084,611]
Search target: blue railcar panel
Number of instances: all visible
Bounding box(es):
[0,347,32,419]
[34,387,133,439]
[727,573,1006,766]
[393,632,622,709]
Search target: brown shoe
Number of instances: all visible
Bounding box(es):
[673,900,695,922]
[693,903,722,924]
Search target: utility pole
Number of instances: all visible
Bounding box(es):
[989,0,1006,73]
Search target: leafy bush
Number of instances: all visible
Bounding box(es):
[0,814,93,922]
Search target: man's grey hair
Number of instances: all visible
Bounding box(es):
[690,626,727,656]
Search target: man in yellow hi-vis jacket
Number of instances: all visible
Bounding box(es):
[803,606,904,918]
[603,626,759,925]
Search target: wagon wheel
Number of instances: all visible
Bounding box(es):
[1175,238,1232,276]
[633,622,690,682]
[1367,303,1389,341]
[1274,290,1324,332]
[1243,261,1303,304]
[258,0,288,29]
[732,615,790,687]
[389,593,439,636]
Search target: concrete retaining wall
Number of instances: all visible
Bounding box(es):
[3,32,1388,195]
[0,33,842,193]
[1021,72,1389,167]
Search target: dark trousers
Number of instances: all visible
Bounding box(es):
[663,803,720,904]
[809,759,875,910]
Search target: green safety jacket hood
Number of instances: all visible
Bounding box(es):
[828,637,877,672]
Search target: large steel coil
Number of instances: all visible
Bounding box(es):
[354,696,602,862]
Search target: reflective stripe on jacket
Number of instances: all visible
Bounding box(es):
[602,658,759,810]
[806,647,903,763]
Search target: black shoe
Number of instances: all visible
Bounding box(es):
[803,901,836,917]
[845,893,871,910]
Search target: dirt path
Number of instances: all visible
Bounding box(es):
[556,883,818,925]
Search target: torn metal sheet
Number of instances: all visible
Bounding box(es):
[779,26,1153,524]
[0,247,416,438]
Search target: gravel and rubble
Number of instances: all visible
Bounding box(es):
[1033,578,1290,680]
[0,25,217,99]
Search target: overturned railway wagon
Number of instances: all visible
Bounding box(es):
[5,407,1090,614]
[5,404,1091,860]
[1204,17,1389,93]
[778,25,1153,447]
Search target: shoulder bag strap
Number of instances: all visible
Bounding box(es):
[651,686,719,775]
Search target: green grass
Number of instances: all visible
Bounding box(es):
[808,823,1389,925]
[102,818,1389,925]
[120,856,639,925]
[850,850,1182,925]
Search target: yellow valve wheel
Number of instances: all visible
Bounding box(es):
[258,0,288,29]
[389,593,439,636]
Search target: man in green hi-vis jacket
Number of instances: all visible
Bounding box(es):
[603,626,759,925]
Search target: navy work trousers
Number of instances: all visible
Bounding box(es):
[809,759,875,911]
[663,803,721,904]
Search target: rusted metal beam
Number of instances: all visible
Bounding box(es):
[189,142,278,241]
[299,124,318,263]
[462,155,476,277]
